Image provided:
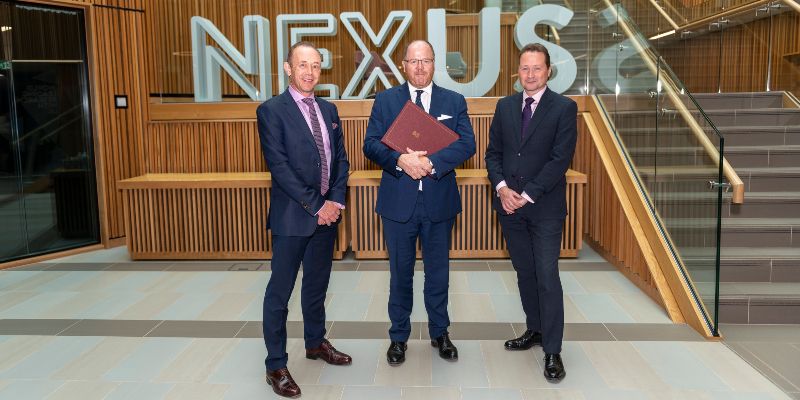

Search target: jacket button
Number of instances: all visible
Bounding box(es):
[316,162,320,167]
[517,153,521,157]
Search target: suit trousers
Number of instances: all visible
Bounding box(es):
[262,223,337,371]
[498,213,564,354]
[383,193,454,342]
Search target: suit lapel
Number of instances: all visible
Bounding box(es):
[429,83,441,118]
[281,89,321,161]
[509,92,523,149]
[519,88,553,149]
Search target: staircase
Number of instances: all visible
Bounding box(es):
[693,92,800,324]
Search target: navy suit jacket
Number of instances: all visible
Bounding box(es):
[257,89,349,236]
[485,88,577,220]
[363,83,476,223]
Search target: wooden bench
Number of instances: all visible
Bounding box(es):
[347,169,587,259]
[118,172,349,260]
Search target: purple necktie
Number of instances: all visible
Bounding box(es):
[521,97,535,138]
[302,97,329,195]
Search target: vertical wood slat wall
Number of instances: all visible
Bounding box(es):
[90,2,147,241]
[572,113,661,304]
[658,11,800,94]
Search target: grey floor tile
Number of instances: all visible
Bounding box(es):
[633,342,730,391]
[488,260,515,271]
[109,262,173,271]
[167,262,235,271]
[329,321,390,339]
[358,262,390,271]
[104,338,192,381]
[400,387,459,400]
[558,261,617,271]
[431,340,489,387]
[450,261,491,271]
[105,382,174,400]
[8,263,54,271]
[604,323,705,342]
[146,321,246,338]
[720,324,800,342]
[0,336,103,379]
[467,271,510,294]
[47,263,113,271]
[318,339,382,386]
[342,386,401,400]
[462,388,523,400]
[208,339,264,384]
[0,319,80,335]
[570,294,635,323]
[734,342,800,392]
[59,319,161,337]
[332,262,359,271]
[491,294,527,323]
[564,323,616,341]
[0,380,64,399]
[234,321,263,338]
[228,263,265,271]
[447,322,515,340]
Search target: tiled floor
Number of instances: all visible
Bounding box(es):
[0,244,793,399]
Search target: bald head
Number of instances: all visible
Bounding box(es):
[403,40,435,60]
[402,40,436,89]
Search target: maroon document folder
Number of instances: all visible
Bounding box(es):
[381,101,460,155]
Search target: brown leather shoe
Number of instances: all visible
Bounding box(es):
[265,368,301,398]
[305,339,352,365]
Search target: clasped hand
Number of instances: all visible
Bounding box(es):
[397,148,432,180]
[317,200,341,226]
[498,186,528,214]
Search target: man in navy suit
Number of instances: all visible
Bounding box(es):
[363,40,476,366]
[485,43,577,383]
[257,41,351,398]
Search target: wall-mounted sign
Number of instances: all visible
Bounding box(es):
[191,6,578,102]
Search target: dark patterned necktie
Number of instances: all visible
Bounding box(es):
[521,97,535,138]
[301,97,329,195]
[415,89,425,112]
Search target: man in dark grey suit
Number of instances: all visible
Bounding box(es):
[485,43,577,383]
[257,41,351,398]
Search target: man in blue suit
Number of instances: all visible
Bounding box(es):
[257,41,351,398]
[363,40,476,366]
[485,43,577,383]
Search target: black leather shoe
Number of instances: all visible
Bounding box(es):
[387,341,407,366]
[431,333,458,361]
[543,353,566,383]
[504,330,542,350]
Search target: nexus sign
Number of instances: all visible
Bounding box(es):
[191,6,576,102]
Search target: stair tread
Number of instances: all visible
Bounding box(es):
[719,282,800,297]
[718,247,800,258]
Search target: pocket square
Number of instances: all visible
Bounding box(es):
[331,122,338,129]
[436,114,452,121]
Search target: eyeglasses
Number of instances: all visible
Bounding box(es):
[403,58,434,66]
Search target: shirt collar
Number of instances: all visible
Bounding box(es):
[523,85,547,104]
[408,82,433,97]
[288,85,314,103]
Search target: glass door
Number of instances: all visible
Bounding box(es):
[0,1,99,263]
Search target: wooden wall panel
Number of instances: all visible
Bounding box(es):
[572,113,660,300]
[119,173,348,259]
[141,105,498,174]
[91,5,146,240]
[658,11,800,94]
[347,170,585,259]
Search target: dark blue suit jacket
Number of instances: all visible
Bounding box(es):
[363,83,476,223]
[257,90,349,236]
[485,88,578,220]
